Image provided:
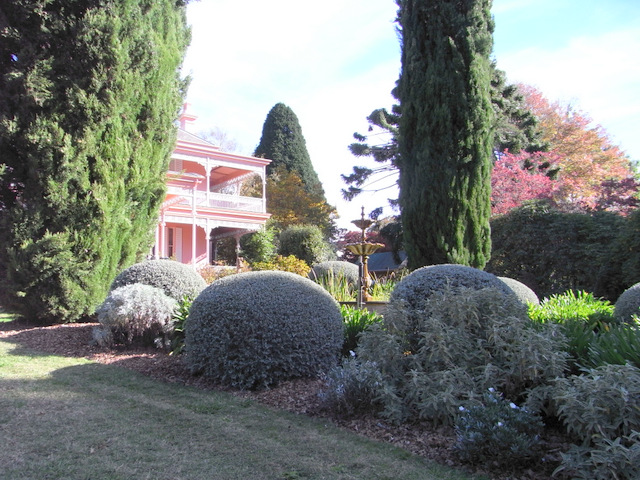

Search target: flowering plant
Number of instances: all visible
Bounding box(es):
[454,388,544,466]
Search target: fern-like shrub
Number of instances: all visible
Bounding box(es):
[498,277,539,305]
[93,283,177,348]
[454,388,544,467]
[615,282,640,323]
[185,271,343,390]
[110,259,206,301]
[344,287,567,425]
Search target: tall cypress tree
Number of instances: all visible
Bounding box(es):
[395,0,494,269]
[0,0,190,322]
[254,103,323,195]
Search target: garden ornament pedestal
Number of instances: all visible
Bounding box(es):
[346,207,384,309]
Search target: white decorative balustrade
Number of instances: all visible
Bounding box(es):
[166,186,266,213]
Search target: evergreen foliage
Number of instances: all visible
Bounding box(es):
[614,283,640,324]
[254,103,322,194]
[487,201,624,300]
[0,0,190,322]
[185,271,344,390]
[110,260,206,301]
[498,277,539,305]
[278,224,334,266]
[394,0,495,269]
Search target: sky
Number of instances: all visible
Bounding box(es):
[181,0,640,230]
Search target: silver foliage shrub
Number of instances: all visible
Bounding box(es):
[498,276,539,305]
[352,286,567,425]
[93,283,177,348]
[110,259,206,301]
[309,261,359,285]
[531,363,640,480]
[185,271,344,390]
[390,264,516,311]
[614,282,640,323]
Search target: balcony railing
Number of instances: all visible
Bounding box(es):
[166,186,265,213]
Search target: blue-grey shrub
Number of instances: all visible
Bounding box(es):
[390,264,516,311]
[185,270,344,390]
[614,282,640,323]
[309,261,359,285]
[93,283,177,348]
[110,259,206,301]
[498,276,540,305]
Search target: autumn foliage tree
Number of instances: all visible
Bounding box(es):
[519,85,637,212]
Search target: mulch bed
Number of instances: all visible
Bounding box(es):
[0,318,570,479]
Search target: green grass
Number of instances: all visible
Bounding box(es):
[0,339,479,480]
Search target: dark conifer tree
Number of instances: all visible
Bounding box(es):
[395,0,495,269]
[254,103,323,195]
[0,0,190,322]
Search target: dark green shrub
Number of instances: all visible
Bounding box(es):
[278,224,334,266]
[488,202,623,300]
[498,276,539,305]
[93,283,177,348]
[340,305,383,357]
[615,282,640,323]
[169,295,193,355]
[454,389,544,467]
[185,271,343,390]
[352,287,567,425]
[240,227,277,265]
[110,259,206,301]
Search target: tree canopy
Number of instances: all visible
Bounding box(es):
[395,0,495,269]
[0,0,190,322]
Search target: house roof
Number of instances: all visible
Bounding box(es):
[177,128,219,148]
[367,251,407,273]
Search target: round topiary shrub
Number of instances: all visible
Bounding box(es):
[389,264,516,311]
[498,277,539,305]
[614,282,640,323]
[93,283,177,348]
[110,259,206,301]
[309,261,360,285]
[185,270,344,390]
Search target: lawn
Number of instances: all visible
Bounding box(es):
[0,329,480,480]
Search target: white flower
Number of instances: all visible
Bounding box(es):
[459,406,465,412]
[509,402,518,409]
[497,422,504,427]
[488,387,495,393]
[349,350,356,357]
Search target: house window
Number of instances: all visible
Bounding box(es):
[169,159,183,172]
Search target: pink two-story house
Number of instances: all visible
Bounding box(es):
[152,106,271,266]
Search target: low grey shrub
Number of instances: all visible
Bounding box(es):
[554,432,640,480]
[110,259,206,301]
[93,283,177,348]
[534,363,640,443]
[338,287,567,425]
[185,271,343,390]
[319,357,383,417]
[498,276,539,305]
[390,264,516,311]
[309,261,359,285]
[615,283,640,323]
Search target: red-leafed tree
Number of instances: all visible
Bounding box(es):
[491,151,557,215]
[519,85,636,211]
